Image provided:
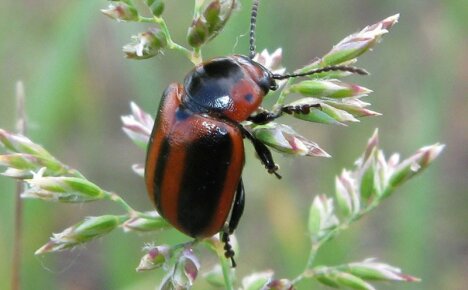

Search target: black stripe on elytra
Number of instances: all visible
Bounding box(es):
[177,125,233,236]
[153,137,171,215]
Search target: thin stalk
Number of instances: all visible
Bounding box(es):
[291,241,321,284]
[106,192,138,215]
[137,16,201,64]
[192,47,202,64]
[201,238,234,290]
[11,81,26,290]
[152,16,190,55]
[193,0,205,18]
[105,191,158,220]
[191,1,203,63]
[219,251,234,290]
[292,199,381,285]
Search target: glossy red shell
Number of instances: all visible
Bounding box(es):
[145,83,245,238]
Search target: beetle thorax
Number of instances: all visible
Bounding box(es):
[182,55,273,122]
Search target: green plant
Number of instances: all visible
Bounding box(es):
[1,1,444,289]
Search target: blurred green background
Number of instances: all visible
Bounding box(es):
[0,0,466,289]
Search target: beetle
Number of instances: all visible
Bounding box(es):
[144,0,367,266]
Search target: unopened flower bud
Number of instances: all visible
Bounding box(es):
[267,278,294,290]
[187,18,209,48]
[288,80,372,99]
[315,270,340,288]
[145,0,164,16]
[325,99,381,120]
[254,48,285,74]
[101,2,138,22]
[206,0,236,39]
[355,129,379,169]
[137,244,171,271]
[123,29,167,60]
[348,259,420,282]
[172,249,200,288]
[357,156,376,200]
[123,211,169,232]
[385,143,444,195]
[187,0,235,46]
[374,150,388,196]
[314,267,375,290]
[121,102,154,149]
[23,172,106,203]
[0,153,64,179]
[335,272,375,290]
[253,123,330,157]
[308,195,339,240]
[242,271,274,290]
[335,171,356,217]
[35,215,122,254]
[0,129,53,158]
[204,0,221,33]
[316,277,339,288]
[321,14,400,66]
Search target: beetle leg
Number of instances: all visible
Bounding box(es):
[228,178,245,234]
[248,107,282,124]
[282,103,322,115]
[240,126,282,179]
[248,104,322,124]
[221,178,245,268]
[221,231,237,268]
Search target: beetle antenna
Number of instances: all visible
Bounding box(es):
[249,0,260,59]
[272,65,369,80]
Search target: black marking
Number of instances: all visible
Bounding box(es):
[203,58,240,78]
[153,137,171,215]
[175,107,191,121]
[244,93,253,103]
[177,124,233,236]
[183,57,244,112]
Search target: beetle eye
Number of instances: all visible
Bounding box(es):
[256,70,277,94]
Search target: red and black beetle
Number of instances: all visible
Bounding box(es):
[144,0,367,266]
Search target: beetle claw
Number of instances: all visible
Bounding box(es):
[267,164,282,179]
[272,171,282,179]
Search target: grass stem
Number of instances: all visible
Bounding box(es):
[11,81,27,290]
